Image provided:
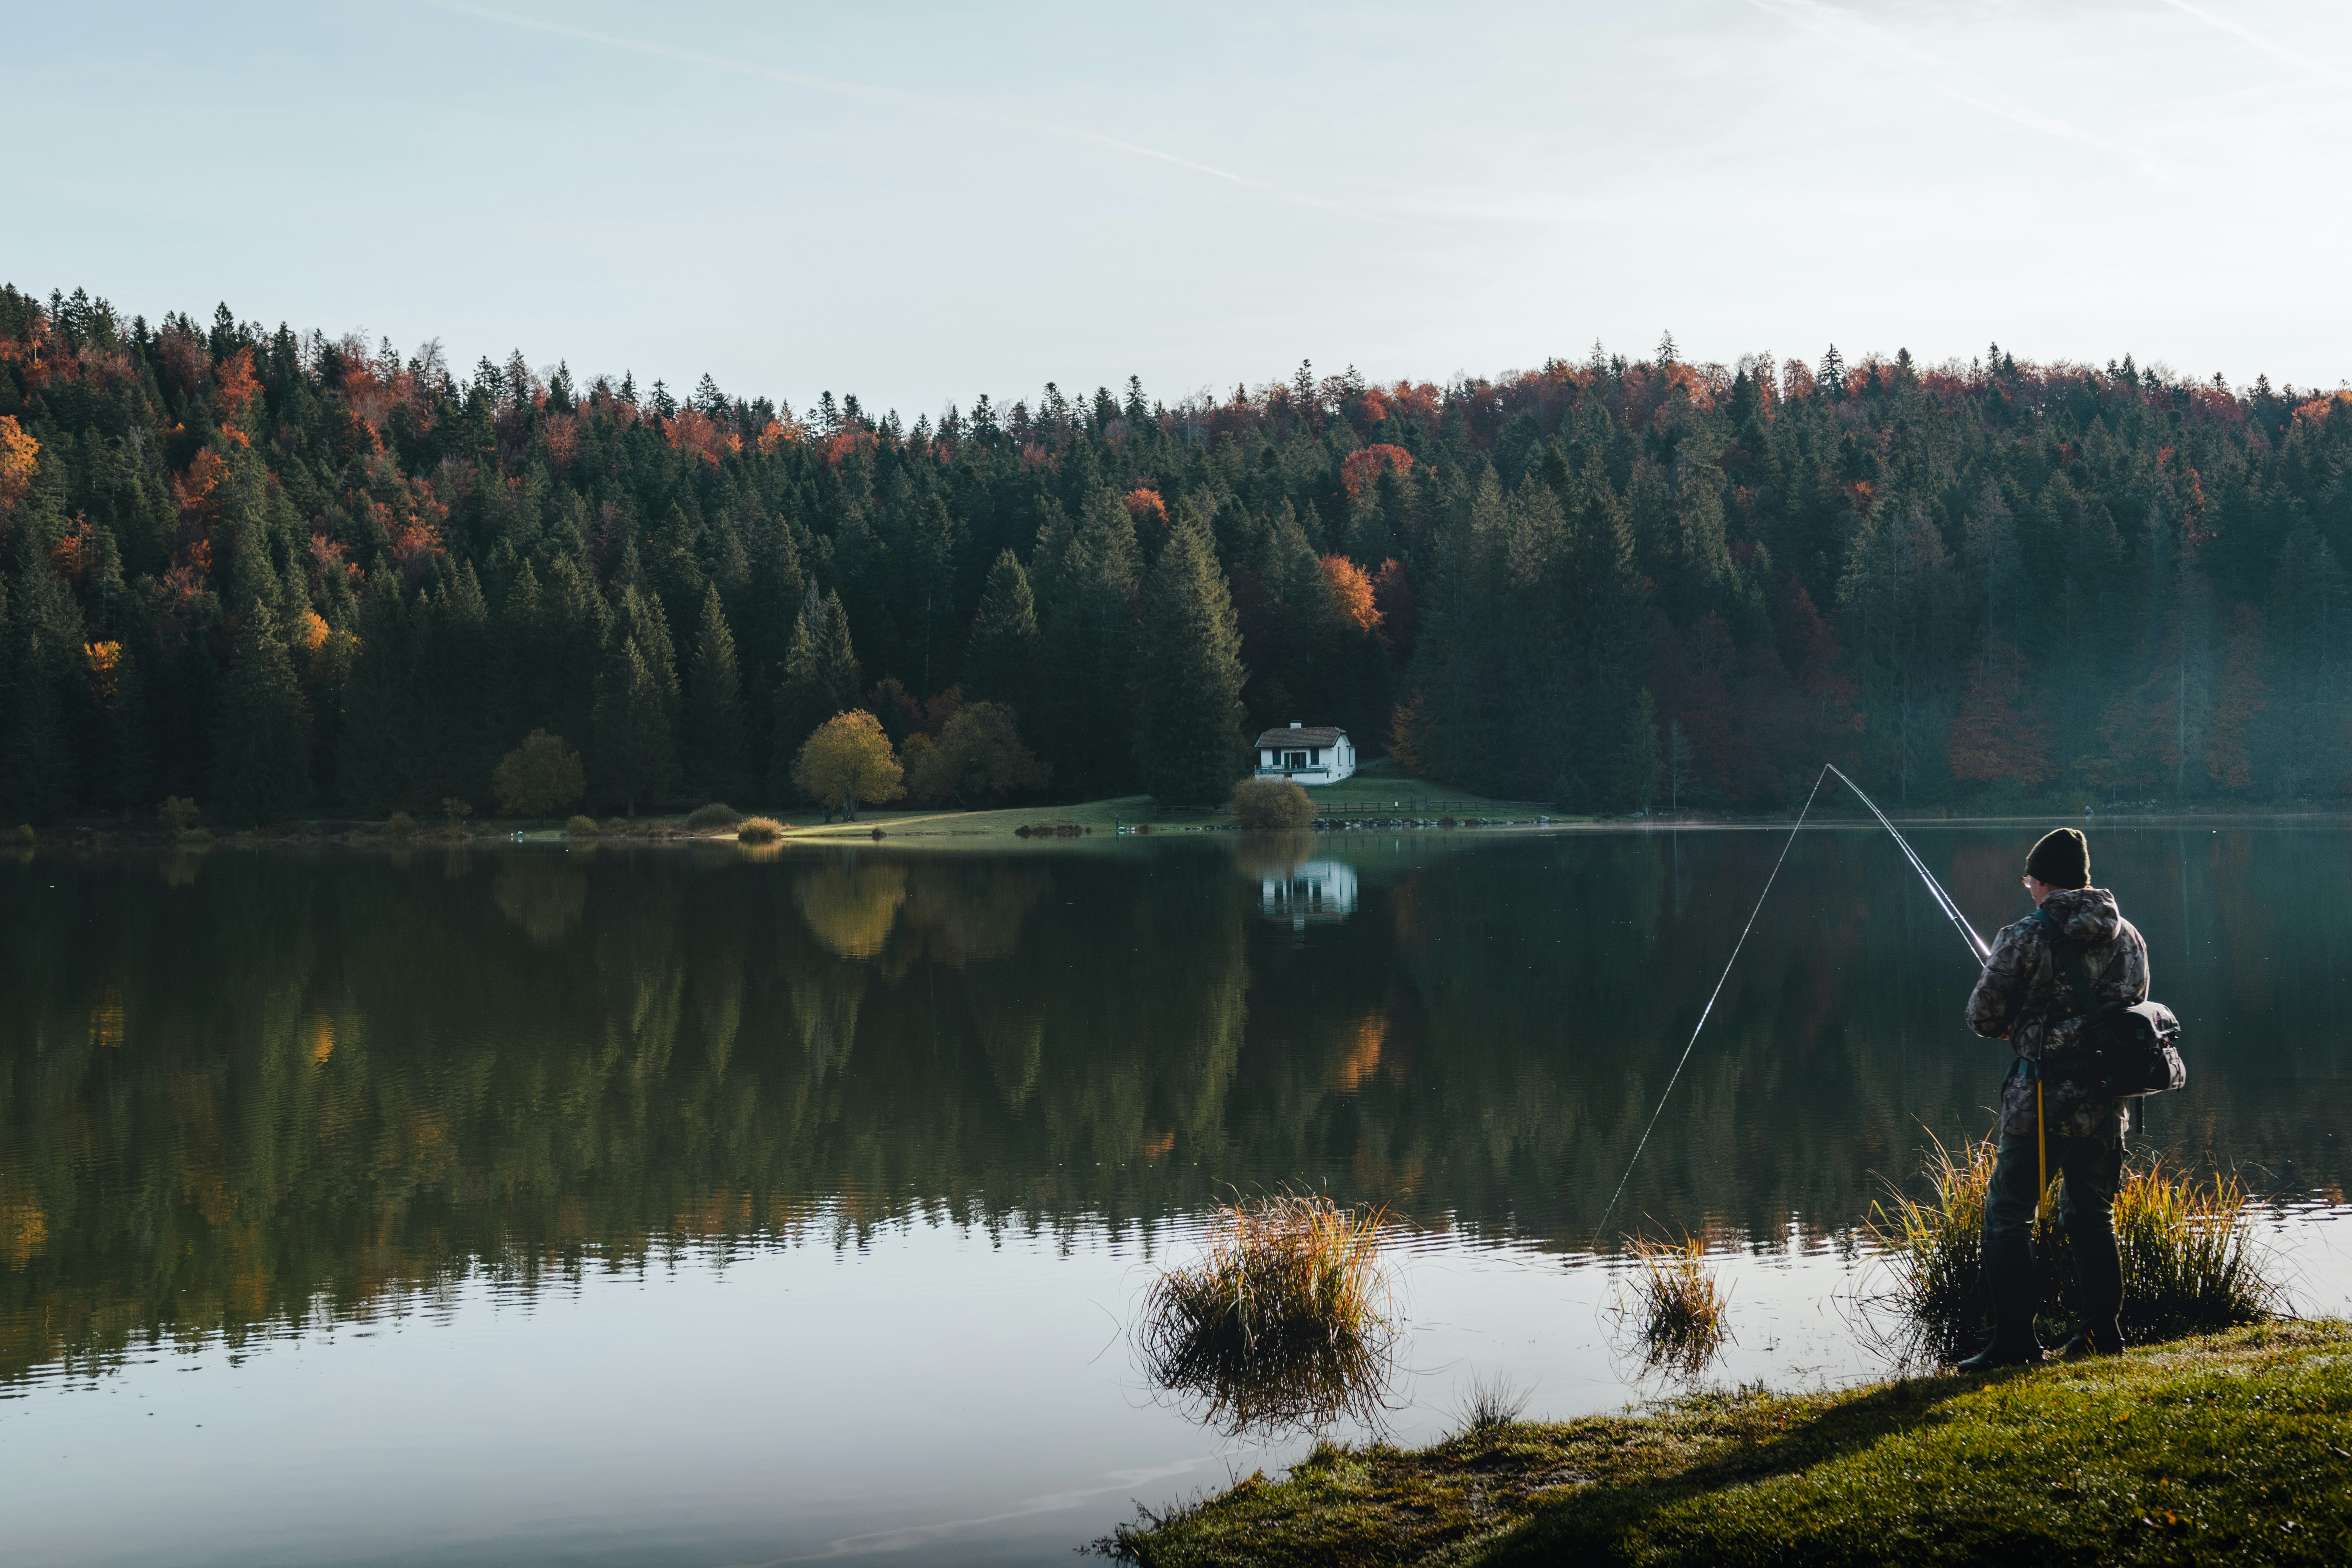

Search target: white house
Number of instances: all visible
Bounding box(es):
[1254,723,1355,784]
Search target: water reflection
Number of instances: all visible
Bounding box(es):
[2,825,2347,1392]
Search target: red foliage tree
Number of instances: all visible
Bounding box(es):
[1318,555,1380,636]
[1339,443,1413,499]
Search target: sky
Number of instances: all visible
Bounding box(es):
[11,0,2352,417]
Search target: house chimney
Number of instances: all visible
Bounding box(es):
[1290,721,1302,728]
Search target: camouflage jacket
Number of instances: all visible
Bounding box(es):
[1964,887,2147,1141]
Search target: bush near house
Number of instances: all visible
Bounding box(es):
[1233,777,1316,829]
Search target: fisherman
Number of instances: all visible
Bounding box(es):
[1958,827,2148,1371]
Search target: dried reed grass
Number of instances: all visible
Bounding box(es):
[1138,1192,1394,1435]
[1869,1133,2278,1355]
[735,816,785,844]
[1620,1234,1732,1373]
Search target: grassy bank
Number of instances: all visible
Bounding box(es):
[1104,1320,2352,1566]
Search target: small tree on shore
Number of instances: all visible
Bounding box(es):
[493,730,587,824]
[905,701,1047,807]
[791,710,904,822]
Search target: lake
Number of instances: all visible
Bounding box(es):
[3,823,2348,1564]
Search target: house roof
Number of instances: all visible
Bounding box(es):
[1256,726,1347,750]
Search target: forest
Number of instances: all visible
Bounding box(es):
[2,281,2348,823]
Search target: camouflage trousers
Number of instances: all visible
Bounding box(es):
[1985,1126,2123,1243]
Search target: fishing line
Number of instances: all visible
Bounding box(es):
[1594,764,1831,1236]
[1823,764,1989,963]
[1593,763,1995,1238]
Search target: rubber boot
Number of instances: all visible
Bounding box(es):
[2058,1222,2124,1357]
[1957,1229,2045,1373]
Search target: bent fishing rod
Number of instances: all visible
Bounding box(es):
[1593,763,1990,1235]
[1822,764,1990,964]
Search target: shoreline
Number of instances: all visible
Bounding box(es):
[11,790,2352,856]
[1105,1320,2352,1565]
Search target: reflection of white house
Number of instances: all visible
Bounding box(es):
[1260,859,1360,925]
[1254,724,1355,784]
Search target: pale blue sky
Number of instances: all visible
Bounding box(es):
[13,1,2350,415]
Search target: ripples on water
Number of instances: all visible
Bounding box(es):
[2,825,2348,1563]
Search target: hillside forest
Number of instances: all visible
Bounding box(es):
[2,282,2349,823]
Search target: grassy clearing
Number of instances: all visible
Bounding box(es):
[1101,1319,2352,1566]
[1137,1193,1394,1436]
[1619,1236,1732,1374]
[1869,1135,2278,1356]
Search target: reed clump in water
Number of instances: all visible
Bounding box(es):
[1870,1133,2278,1354]
[735,816,785,844]
[1139,1193,1393,1434]
[1621,1234,1731,1372]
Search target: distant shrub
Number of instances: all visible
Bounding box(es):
[11,823,35,846]
[385,811,418,838]
[1232,777,1315,830]
[686,802,743,831]
[157,795,200,833]
[566,814,598,836]
[736,816,785,843]
[604,817,633,835]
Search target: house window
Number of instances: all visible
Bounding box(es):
[1284,751,1308,769]
[1309,749,1321,764]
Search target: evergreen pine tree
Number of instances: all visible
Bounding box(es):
[595,634,676,814]
[737,508,806,768]
[418,559,492,805]
[594,584,680,813]
[1037,488,1139,798]
[1133,515,1245,806]
[213,598,311,824]
[963,549,1039,711]
[813,588,860,712]
[769,586,860,797]
[337,572,417,811]
[1609,688,1664,812]
[684,583,750,803]
[541,553,610,756]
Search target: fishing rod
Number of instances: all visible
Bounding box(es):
[1823,764,1990,964]
[1594,763,1992,1235]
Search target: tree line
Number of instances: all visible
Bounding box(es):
[2,283,2348,823]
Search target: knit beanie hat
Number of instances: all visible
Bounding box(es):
[2025,827,2090,889]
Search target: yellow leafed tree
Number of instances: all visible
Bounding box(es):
[792,710,904,821]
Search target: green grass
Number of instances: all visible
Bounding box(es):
[1297,770,1536,815]
[1101,1320,2352,1565]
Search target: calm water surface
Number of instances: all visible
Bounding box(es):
[3,824,2349,1564]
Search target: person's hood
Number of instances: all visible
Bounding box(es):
[2041,886,2122,945]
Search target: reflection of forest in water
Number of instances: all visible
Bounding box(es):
[3,826,2347,1384]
